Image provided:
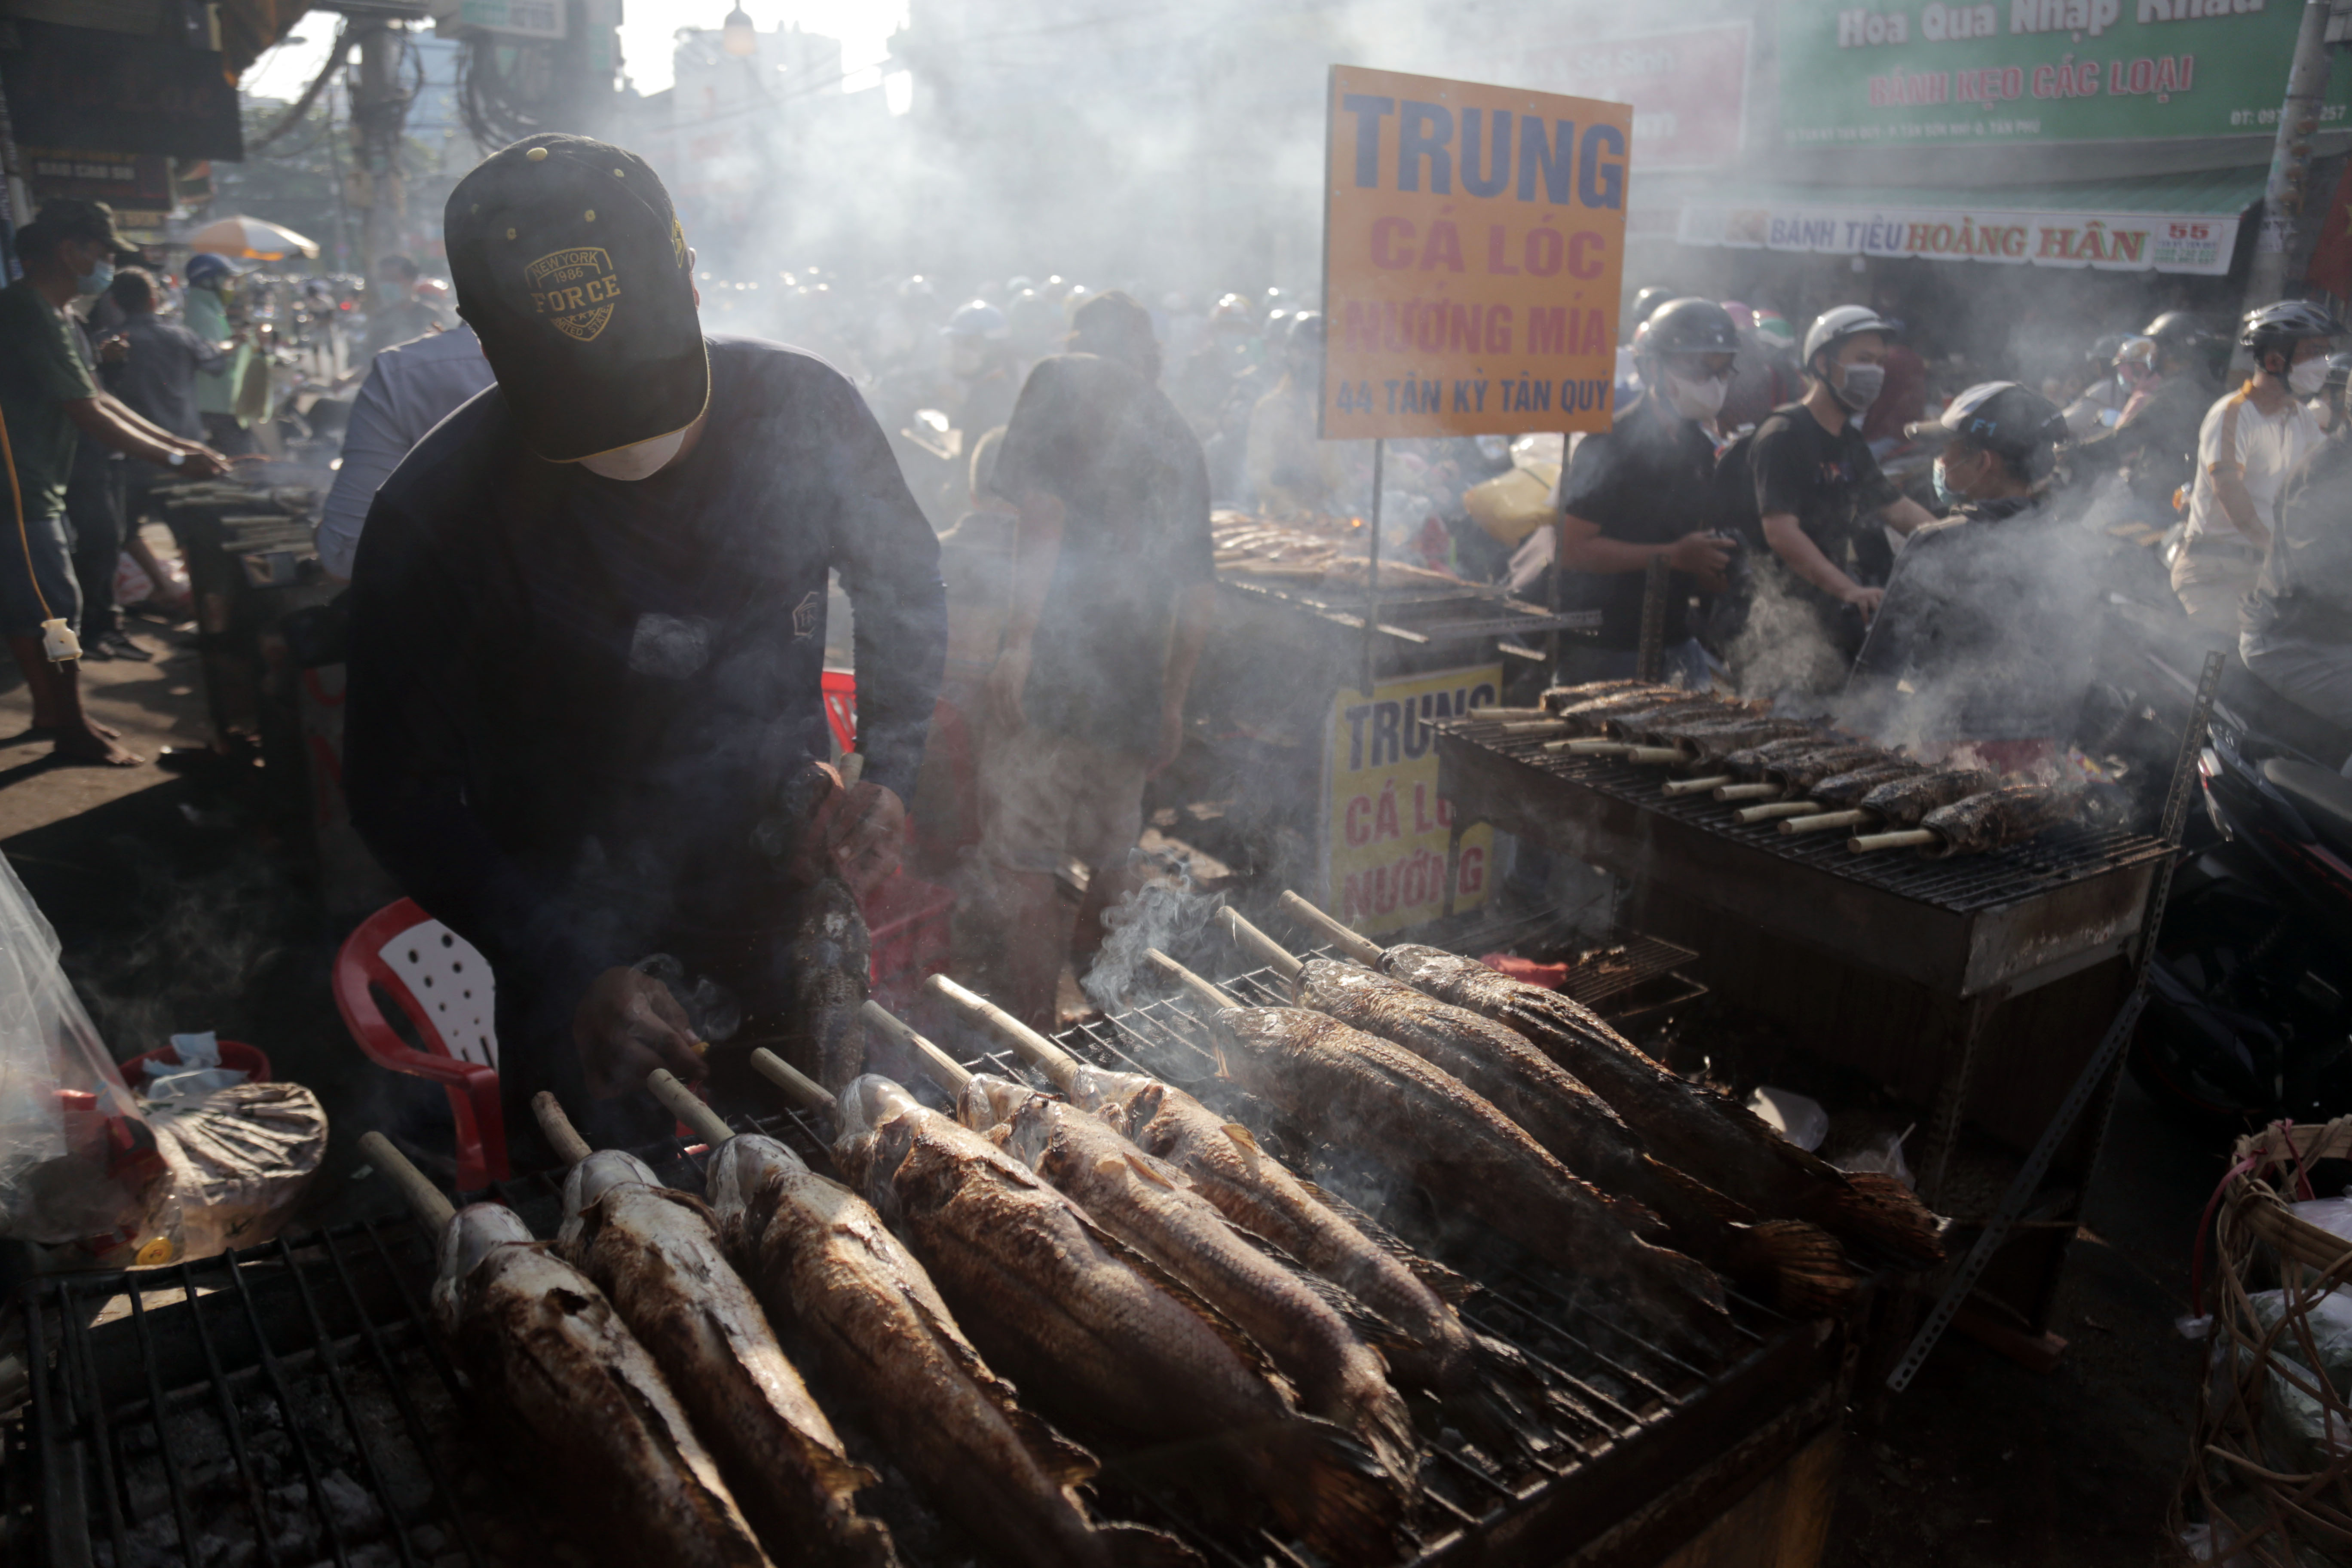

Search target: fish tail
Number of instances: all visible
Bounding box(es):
[1361,1384,1426,1502]
[1091,1522,1206,1568]
[1733,1220,1861,1318]
[1812,1172,1947,1268]
[1256,1416,1408,1564]
[823,1510,901,1568]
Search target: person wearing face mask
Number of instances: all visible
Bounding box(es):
[182,253,256,456]
[2171,301,2341,631]
[1847,382,2102,751]
[342,137,946,1152]
[1550,296,1740,686]
[0,199,233,766]
[1729,306,1939,686]
[2241,352,2352,772]
[2074,312,2223,526]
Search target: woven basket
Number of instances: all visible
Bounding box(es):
[2174,1119,2352,1565]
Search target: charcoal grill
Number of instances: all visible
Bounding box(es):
[7,970,1844,1568]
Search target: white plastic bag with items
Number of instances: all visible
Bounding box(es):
[0,851,174,1246]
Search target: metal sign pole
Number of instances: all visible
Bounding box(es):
[1362,437,1384,701]
[1884,649,2225,1393]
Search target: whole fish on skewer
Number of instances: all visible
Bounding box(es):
[695,1111,1191,1568]
[956,1074,1423,1494]
[1147,953,1738,1363]
[1715,743,1889,804]
[1851,782,2086,856]
[919,981,1482,1396]
[1540,679,1670,714]
[1274,951,1855,1317]
[347,1129,780,1568]
[816,1071,1406,1564]
[1782,765,1991,837]
[1294,922,1942,1269]
[533,1097,896,1568]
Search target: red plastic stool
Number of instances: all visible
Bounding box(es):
[333,900,507,1190]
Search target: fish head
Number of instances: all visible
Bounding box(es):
[437,1203,535,1283]
[990,1091,1072,1174]
[830,1074,928,1212]
[1065,1064,1159,1125]
[560,1149,662,1216]
[703,1134,808,1219]
[955,1073,1039,1134]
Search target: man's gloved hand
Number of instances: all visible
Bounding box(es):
[573,967,707,1099]
[824,780,906,895]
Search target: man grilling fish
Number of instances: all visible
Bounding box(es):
[345,136,946,1153]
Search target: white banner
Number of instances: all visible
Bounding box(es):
[1676,197,2238,276]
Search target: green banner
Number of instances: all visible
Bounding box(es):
[1777,0,2351,147]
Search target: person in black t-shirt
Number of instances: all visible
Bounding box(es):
[1734,305,1938,691]
[1556,297,1739,686]
[344,137,946,1150]
[982,291,1215,1030]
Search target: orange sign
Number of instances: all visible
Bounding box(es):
[1321,66,1632,440]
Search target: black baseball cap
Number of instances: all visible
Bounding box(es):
[444,135,706,463]
[20,199,139,263]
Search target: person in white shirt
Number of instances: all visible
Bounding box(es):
[2172,301,2340,630]
[316,324,494,580]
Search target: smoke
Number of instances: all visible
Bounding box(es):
[1081,865,1225,1016]
[1724,567,1856,700]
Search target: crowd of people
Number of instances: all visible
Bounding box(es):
[6,127,2352,1147]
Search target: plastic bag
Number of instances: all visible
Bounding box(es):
[149,1081,327,1261]
[1745,1086,1828,1152]
[2240,1288,2352,1474]
[1838,1124,1918,1190]
[112,550,154,608]
[139,1031,251,1103]
[0,851,175,1249]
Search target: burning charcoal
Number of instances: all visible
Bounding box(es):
[317,1470,386,1537]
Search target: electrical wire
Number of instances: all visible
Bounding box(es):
[247,23,352,153]
[0,403,67,658]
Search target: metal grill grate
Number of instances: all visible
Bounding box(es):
[1440,725,2171,914]
[13,978,1840,1568]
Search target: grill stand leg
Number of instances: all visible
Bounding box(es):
[1921,988,2003,1213]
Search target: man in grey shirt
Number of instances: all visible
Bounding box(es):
[317,323,494,579]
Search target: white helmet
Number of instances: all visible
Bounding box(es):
[1801,305,1897,372]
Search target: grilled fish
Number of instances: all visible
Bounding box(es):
[1600,696,1755,738]
[1810,762,1925,808]
[1200,1005,1736,1361]
[1376,947,1944,1268]
[1286,960,1855,1317]
[1675,720,1823,764]
[1765,745,1891,791]
[790,876,871,1090]
[959,1076,1421,1493]
[832,1076,1403,1563]
[1061,1062,1479,1394]
[1548,688,1706,731]
[554,1152,895,1568]
[705,1135,1187,1568]
[1540,679,1658,711]
[1719,736,1853,779]
[1917,783,2083,855]
[1859,767,1997,827]
[431,1204,774,1568]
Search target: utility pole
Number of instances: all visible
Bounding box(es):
[349,19,410,314]
[2239,0,2337,363]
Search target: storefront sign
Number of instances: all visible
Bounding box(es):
[1517,24,1750,170]
[1677,194,2239,273]
[1321,66,1631,440]
[1324,665,1500,937]
[0,22,242,162]
[1777,0,2351,147]
[23,147,173,208]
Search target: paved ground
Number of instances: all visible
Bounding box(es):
[0,636,2226,1559]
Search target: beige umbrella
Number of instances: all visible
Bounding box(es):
[184,215,320,261]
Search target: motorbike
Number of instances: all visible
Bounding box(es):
[2129,706,2352,1128]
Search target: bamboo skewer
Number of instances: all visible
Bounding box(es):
[1147,949,1241,1013]
[647,1069,734,1145]
[1782,809,1869,836]
[863,1000,973,1092]
[1547,738,1630,756]
[1714,782,1782,802]
[1734,800,1823,825]
[1850,828,1937,853]
[925,975,1082,1091]
[1218,908,1304,981]
[1624,746,1682,765]
[752,1047,835,1110]
[357,1130,456,1233]
[1496,720,1571,737]
[1277,890,1386,967]
[530,1091,594,1166]
[1661,774,1733,797]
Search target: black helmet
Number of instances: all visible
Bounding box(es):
[1285,311,1324,350]
[1904,380,2069,480]
[1631,286,1675,325]
[1638,297,1740,359]
[2141,310,2216,350]
[2088,333,2130,368]
[2241,299,2343,368]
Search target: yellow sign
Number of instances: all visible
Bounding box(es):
[1321,66,1632,441]
[1326,665,1499,937]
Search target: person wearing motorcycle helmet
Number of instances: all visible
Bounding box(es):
[1553,297,1741,686]
[2242,356,2352,770]
[1721,300,1797,431]
[1244,312,1344,518]
[1730,305,1937,681]
[1850,381,2104,747]
[1177,291,1265,480]
[2075,310,2222,516]
[2063,333,2134,438]
[2171,300,2341,628]
[943,299,1020,445]
[183,251,256,453]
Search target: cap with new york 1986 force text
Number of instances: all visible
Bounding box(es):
[443,135,708,463]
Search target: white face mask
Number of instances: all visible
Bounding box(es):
[1834,361,1886,412]
[1663,369,1729,422]
[577,425,690,481]
[2291,357,2329,398]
